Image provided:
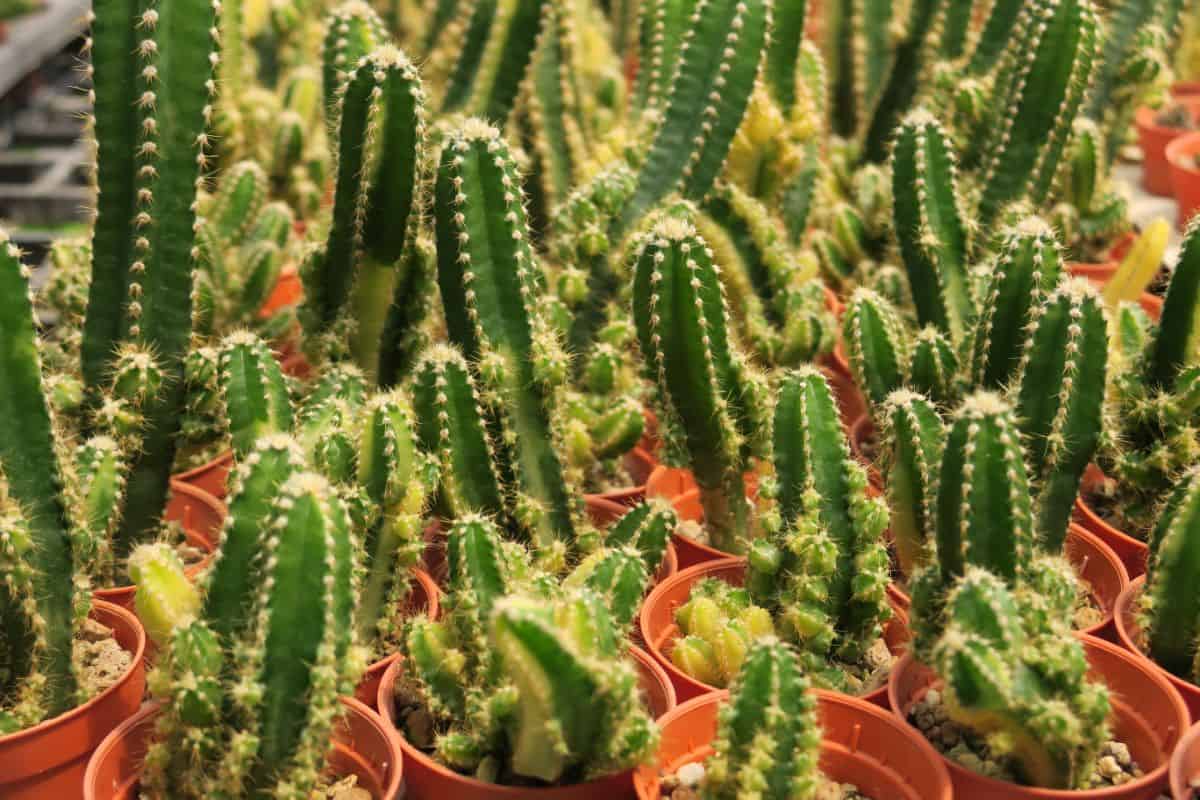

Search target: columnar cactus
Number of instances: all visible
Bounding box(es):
[304,45,428,385]
[1142,466,1200,681]
[976,0,1098,224]
[321,0,386,122]
[701,639,821,800]
[1099,220,1200,534]
[924,568,1110,789]
[879,389,945,578]
[841,287,909,411]
[83,0,218,558]
[217,331,294,458]
[138,468,364,799]
[746,367,891,689]
[631,205,771,553]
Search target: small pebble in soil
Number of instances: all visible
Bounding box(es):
[910,688,1156,791]
[660,763,870,799]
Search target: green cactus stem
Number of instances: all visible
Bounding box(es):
[672,577,774,687]
[1143,467,1200,681]
[880,389,945,578]
[321,1,386,125]
[842,288,909,412]
[217,331,294,457]
[439,0,546,122]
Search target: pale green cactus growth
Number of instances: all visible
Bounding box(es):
[320,0,386,124]
[140,470,364,799]
[746,367,891,690]
[434,118,583,559]
[672,577,774,688]
[924,568,1110,790]
[616,0,772,235]
[70,435,125,574]
[842,287,909,411]
[631,206,771,553]
[1013,278,1108,551]
[891,110,972,344]
[128,542,201,646]
[1099,219,1200,534]
[968,217,1064,391]
[304,45,428,385]
[977,0,1099,224]
[879,389,945,579]
[1142,466,1200,682]
[701,639,821,800]
[217,331,294,457]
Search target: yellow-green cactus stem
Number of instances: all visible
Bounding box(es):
[129,542,201,647]
[880,389,945,579]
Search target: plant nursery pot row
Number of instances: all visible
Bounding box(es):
[639,557,911,706]
[0,601,147,800]
[83,697,403,800]
[1116,577,1200,723]
[1137,99,1200,197]
[375,645,676,800]
[888,635,1189,800]
[633,688,954,800]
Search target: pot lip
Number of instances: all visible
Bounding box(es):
[645,688,952,799]
[82,695,403,800]
[374,643,671,794]
[1073,495,1150,556]
[887,634,1189,798]
[639,557,909,699]
[171,449,234,483]
[1165,130,1200,173]
[1,599,146,747]
[1137,101,1200,136]
[1169,720,1200,797]
[1114,576,1200,699]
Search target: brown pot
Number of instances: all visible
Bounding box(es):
[93,481,225,613]
[1136,101,1200,197]
[375,645,675,800]
[848,414,881,489]
[1074,466,1150,579]
[355,567,442,708]
[1169,720,1200,799]
[633,689,953,800]
[888,635,1189,799]
[623,446,659,487]
[171,450,233,500]
[1167,132,1200,228]
[0,601,147,800]
[644,466,760,568]
[259,264,303,317]
[1173,82,1200,100]
[1115,577,1200,722]
[639,557,910,706]
[84,696,403,799]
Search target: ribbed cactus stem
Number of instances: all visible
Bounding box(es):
[434,119,579,554]
[702,639,821,800]
[603,499,677,574]
[968,217,1064,390]
[881,389,945,578]
[631,209,759,553]
[128,542,201,647]
[1015,278,1108,551]
[321,1,386,127]
[564,545,649,626]
[977,0,1098,223]
[633,0,699,111]
[1146,218,1200,391]
[907,327,958,405]
[616,0,771,235]
[1144,467,1200,680]
[0,501,51,732]
[891,110,971,343]
[842,288,909,412]
[209,161,267,244]
[0,233,77,715]
[217,331,294,457]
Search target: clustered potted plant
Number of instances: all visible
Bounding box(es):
[5,0,1200,797]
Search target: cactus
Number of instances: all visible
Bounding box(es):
[976,0,1098,224]
[139,469,364,799]
[217,331,294,457]
[923,567,1110,789]
[81,0,218,560]
[879,389,945,578]
[563,545,649,627]
[842,288,910,411]
[907,326,958,405]
[1056,118,1131,246]
[304,45,428,385]
[615,0,771,235]
[1099,219,1200,534]
[672,577,774,687]
[746,367,891,689]
[891,110,972,344]
[701,639,821,800]
[321,0,386,124]
[1142,466,1200,681]
[631,206,770,553]
[402,517,656,784]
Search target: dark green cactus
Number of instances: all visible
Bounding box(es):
[701,639,821,800]
[1142,466,1200,682]
[842,288,909,412]
[217,331,294,458]
[321,1,386,125]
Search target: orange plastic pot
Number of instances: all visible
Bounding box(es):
[633,689,952,800]
[1137,101,1200,196]
[1169,720,1200,799]
[0,600,146,800]
[93,481,226,613]
[356,567,442,708]
[888,635,1189,799]
[1174,82,1200,100]
[1074,466,1150,579]
[1167,132,1200,228]
[640,557,910,705]
[1115,577,1200,722]
[623,445,659,487]
[172,449,233,500]
[84,696,403,799]
[375,645,675,800]
[259,264,303,317]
